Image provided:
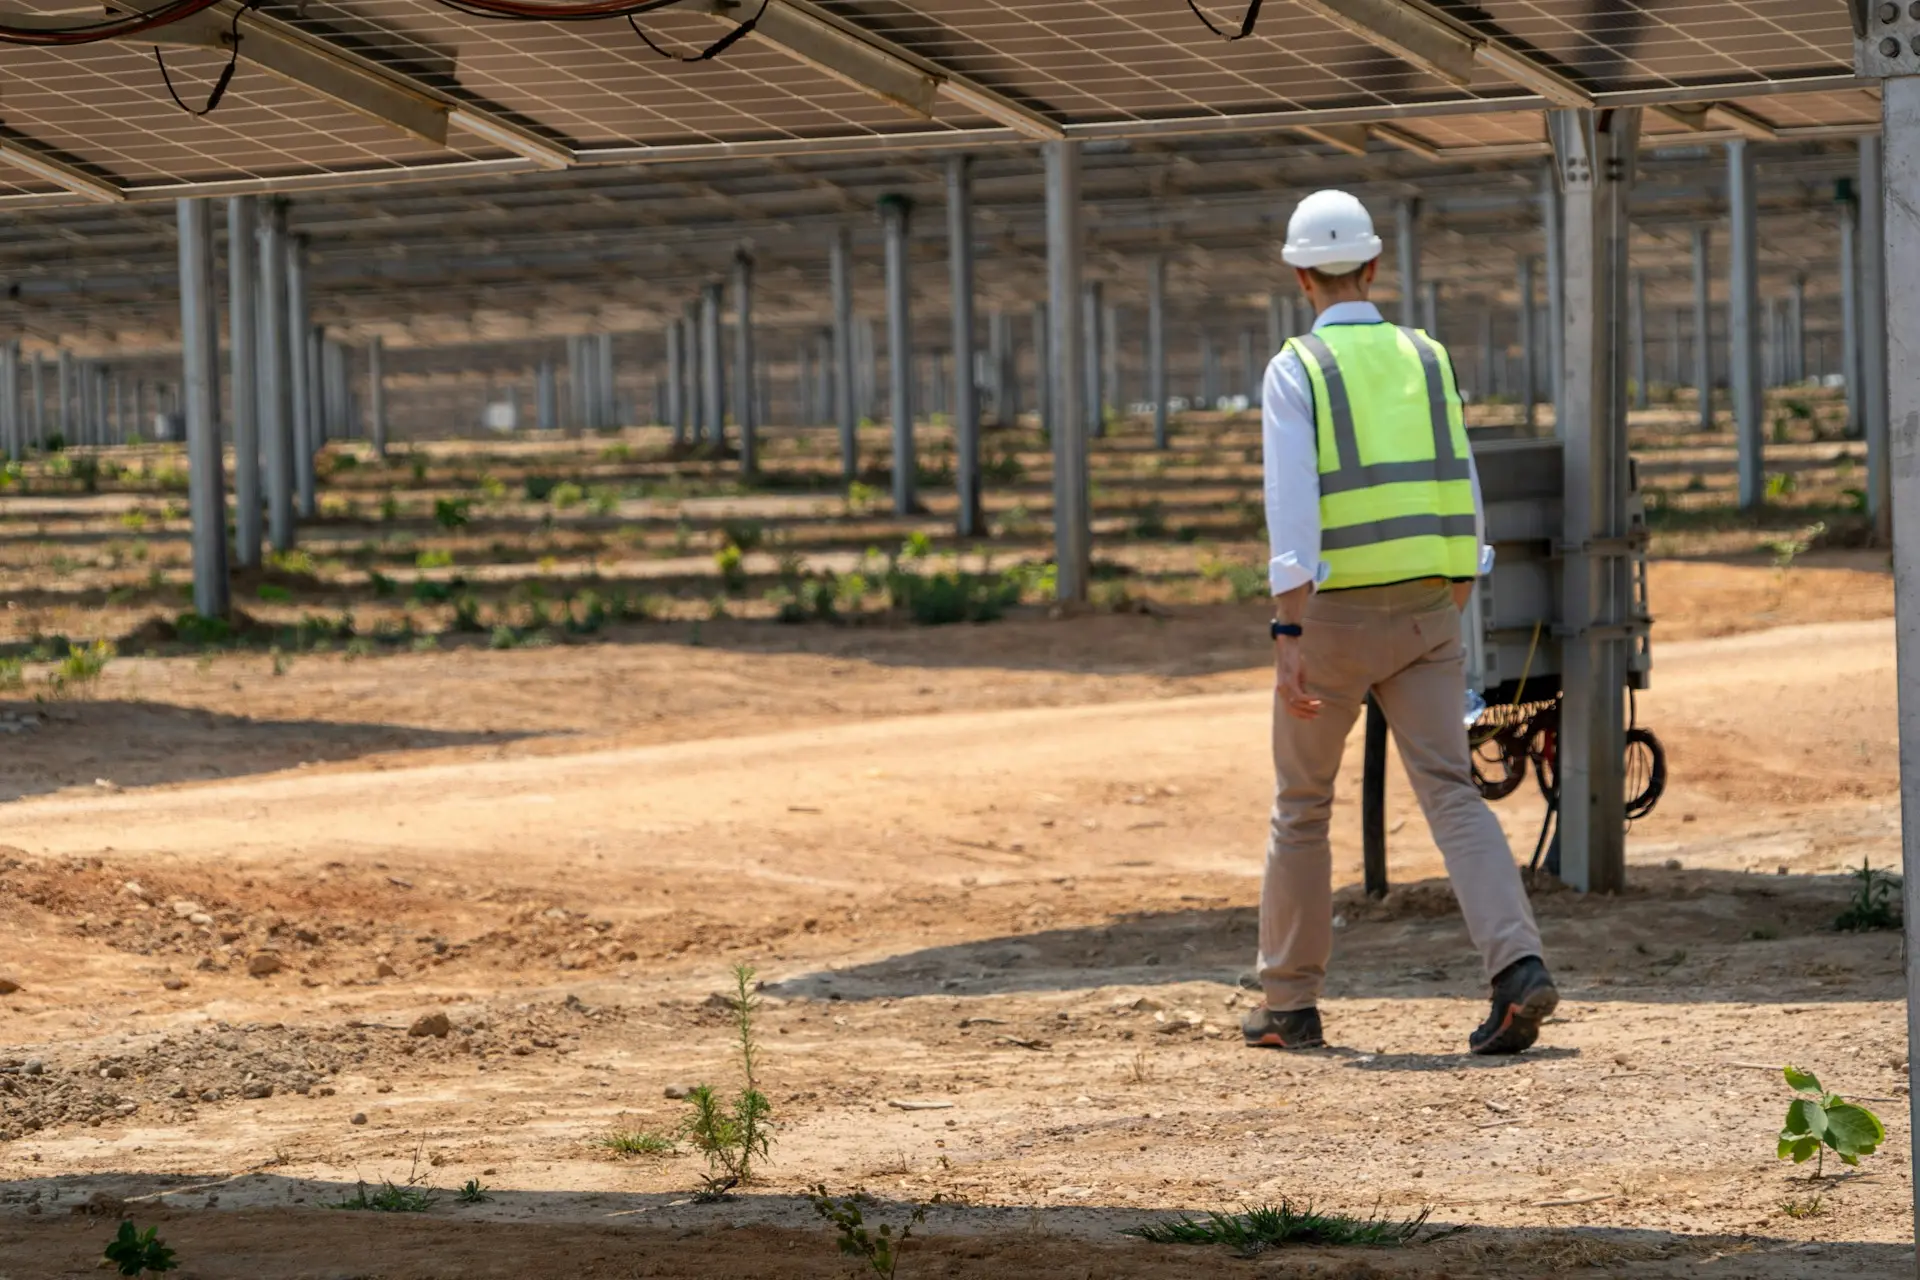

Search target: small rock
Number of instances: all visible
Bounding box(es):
[349,1112,367,1126]
[1777,865,1790,876]
[1331,914,1348,929]
[169,1086,188,1099]
[247,952,283,977]
[102,1065,127,1080]
[241,1081,272,1100]
[122,880,148,900]
[94,778,121,793]
[0,976,19,995]
[1663,859,1683,871]
[170,900,202,919]
[199,1089,222,1103]
[22,1058,42,1076]
[409,1012,452,1038]
[188,913,213,927]
[664,1083,693,1099]
[162,979,187,991]
[375,961,397,979]
[294,928,321,946]
[1130,996,1167,1012]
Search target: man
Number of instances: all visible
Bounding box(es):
[1240,189,1557,1057]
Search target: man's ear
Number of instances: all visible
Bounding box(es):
[1361,259,1379,285]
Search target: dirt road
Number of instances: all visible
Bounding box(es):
[0,584,1912,1278]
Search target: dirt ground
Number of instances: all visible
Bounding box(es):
[2,404,1915,1279]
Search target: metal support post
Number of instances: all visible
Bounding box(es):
[306,327,325,456]
[664,321,684,444]
[1841,193,1862,436]
[286,234,316,518]
[1149,256,1168,450]
[1865,123,1893,544]
[598,332,616,428]
[881,193,916,514]
[367,337,387,456]
[56,350,71,447]
[733,251,757,475]
[1543,165,1567,424]
[1045,140,1089,604]
[28,354,41,448]
[1238,328,1255,406]
[1421,280,1439,336]
[177,199,229,619]
[988,309,1010,427]
[226,196,261,568]
[1267,290,1284,358]
[1479,309,1495,401]
[947,156,981,536]
[0,344,16,462]
[258,200,295,552]
[1631,272,1649,410]
[830,229,857,480]
[1518,256,1538,431]
[537,360,557,431]
[1083,281,1104,438]
[1397,198,1421,327]
[700,283,725,449]
[1548,106,1639,894]
[1789,275,1806,384]
[1692,227,1714,431]
[1728,140,1763,509]
[1032,303,1051,437]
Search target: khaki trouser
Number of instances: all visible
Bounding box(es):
[1258,578,1543,1012]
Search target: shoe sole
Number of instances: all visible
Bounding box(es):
[1469,982,1560,1056]
[1243,1031,1326,1051]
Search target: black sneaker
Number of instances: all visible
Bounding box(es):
[1469,956,1559,1056]
[1241,1005,1325,1050]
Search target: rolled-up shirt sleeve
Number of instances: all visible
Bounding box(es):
[1261,346,1326,596]
[1467,450,1495,576]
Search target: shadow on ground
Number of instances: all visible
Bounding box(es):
[765,868,1901,1010]
[0,699,529,803]
[0,1174,1902,1279]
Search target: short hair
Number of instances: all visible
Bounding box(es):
[1305,263,1368,287]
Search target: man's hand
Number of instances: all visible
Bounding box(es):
[1274,637,1321,720]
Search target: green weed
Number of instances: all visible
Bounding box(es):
[523,474,560,501]
[550,481,585,510]
[368,569,398,597]
[603,1131,676,1157]
[256,583,294,604]
[433,497,471,531]
[679,963,773,1197]
[719,518,765,554]
[1835,858,1902,932]
[1128,1202,1430,1257]
[47,640,113,696]
[1762,521,1825,570]
[457,1179,490,1204]
[416,548,455,571]
[333,1179,437,1212]
[1201,557,1269,603]
[174,613,232,646]
[716,544,747,594]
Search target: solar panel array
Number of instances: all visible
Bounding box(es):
[0,0,1877,203]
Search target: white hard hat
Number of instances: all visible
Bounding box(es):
[1281,189,1383,270]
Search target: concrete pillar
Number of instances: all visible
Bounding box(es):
[286,234,315,518]
[226,196,261,568]
[1149,255,1168,449]
[1548,106,1640,894]
[881,194,916,514]
[700,283,724,449]
[1692,227,1714,430]
[1727,140,1764,509]
[177,198,229,619]
[258,200,295,552]
[1045,140,1089,603]
[1518,255,1538,431]
[1397,197,1421,327]
[947,155,981,537]
[733,250,757,475]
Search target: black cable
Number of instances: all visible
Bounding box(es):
[630,0,769,61]
[1185,0,1263,40]
[155,0,255,117]
[0,0,223,46]
[432,0,685,23]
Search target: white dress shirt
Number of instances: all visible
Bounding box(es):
[1261,299,1490,596]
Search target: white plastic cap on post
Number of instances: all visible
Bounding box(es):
[1281,189,1384,271]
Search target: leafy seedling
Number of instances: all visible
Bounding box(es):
[1778,1066,1886,1178]
[1835,858,1902,932]
[679,962,773,1197]
[104,1221,177,1276]
[811,1185,926,1280]
[603,1130,676,1157]
[433,497,472,531]
[457,1179,490,1204]
[1128,1201,1431,1258]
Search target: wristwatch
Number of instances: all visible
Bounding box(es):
[1270,620,1304,640]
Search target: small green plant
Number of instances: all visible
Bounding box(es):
[1131,500,1169,539]
[679,963,773,1197]
[523,474,559,501]
[1764,471,1797,500]
[810,1187,927,1280]
[982,448,1024,485]
[589,486,620,517]
[334,1179,437,1212]
[104,1220,177,1276]
[846,480,880,515]
[716,543,747,594]
[368,569,398,597]
[48,639,113,695]
[550,481,585,510]
[1762,521,1825,571]
[379,491,401,522]
[1128,1202,1430,1257]
[457,1179,490,1204]
[416,548,455,570]
[452,594,485,633]
[900,531,933,561]
[1780,1194,1826,1219]
[433,497,471,531]
[603,1130,676,1157]
[719,517,765,554]
[1835,858,1902,932]
[257,583,293,603]
[174,612,232,646]
[267,548,316,577]
[410,455,429,484]
[1201,557,1269,603]
[1778,1066,1885,1177]
[0,656,23,691]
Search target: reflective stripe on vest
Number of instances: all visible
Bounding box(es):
[1286,323,1479,590]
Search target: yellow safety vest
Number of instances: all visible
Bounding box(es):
[1283,323,1479,591]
